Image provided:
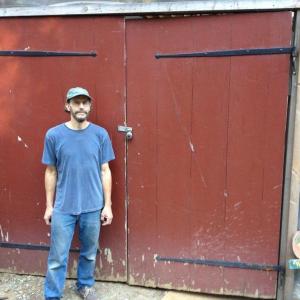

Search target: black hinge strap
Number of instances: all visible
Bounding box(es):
[156,256,284,272]
[155,47,295,59]
[0,242,100,253]
[0,50,96,57]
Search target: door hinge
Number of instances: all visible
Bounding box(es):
[155,47,295,59]
[0,50,96,57]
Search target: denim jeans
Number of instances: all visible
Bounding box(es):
[44,210,101,300]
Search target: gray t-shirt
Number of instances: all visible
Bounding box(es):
[42,123,115,215]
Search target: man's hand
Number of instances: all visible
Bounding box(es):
[101,206,113,226]
[101,162,113,226]
[44,166,57,226]
[44,206,53,225]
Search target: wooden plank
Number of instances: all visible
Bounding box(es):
[0,16,127,281]
[224,12,292,298]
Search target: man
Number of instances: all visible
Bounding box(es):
[42,87,115,300]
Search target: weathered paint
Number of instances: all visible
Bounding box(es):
[0,16,126,281]
[127,12,292,297]
[0,11,294,298]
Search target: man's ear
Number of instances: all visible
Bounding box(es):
[64,102,70,112]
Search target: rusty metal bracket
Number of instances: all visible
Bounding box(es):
[0,50,97,57]
[292,48,298,76]
[155,47,295,59]
[156,256,284,272]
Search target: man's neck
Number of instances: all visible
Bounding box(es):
[66,119,90,130]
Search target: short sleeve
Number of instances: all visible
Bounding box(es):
[42,132,57,166]
[101,133,115,164]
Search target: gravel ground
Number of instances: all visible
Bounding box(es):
[0,273,250,300]
[0,273,165,300]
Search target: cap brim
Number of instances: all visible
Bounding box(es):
[67,93,92,101]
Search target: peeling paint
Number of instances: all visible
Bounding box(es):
[189,140,195,152]
[70,259,78,278]
[104,248,113,264]
[0,224,4,241]
[234,201,242,208]
[96,272,126,282]
[129,274,156,287]
[158,282,174,289]
[128,274,135,284]
[99,254,103,269]
[94,265,101,278]
[17,135,29,149]
[272,184,282,190]
[221,286,274,298]
[0,224,9,242]
[153,254,158,267]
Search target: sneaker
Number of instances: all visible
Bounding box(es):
[76,286,99,300]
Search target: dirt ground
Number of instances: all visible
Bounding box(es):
[0,273,248,300]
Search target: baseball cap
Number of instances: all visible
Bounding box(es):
[66,87,92,102]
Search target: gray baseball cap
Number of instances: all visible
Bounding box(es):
[66,87,92,101]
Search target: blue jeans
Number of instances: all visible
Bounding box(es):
[44,210,101,300]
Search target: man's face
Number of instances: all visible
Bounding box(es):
[66,96,91,123]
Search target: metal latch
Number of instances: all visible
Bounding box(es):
[117,125,133,140]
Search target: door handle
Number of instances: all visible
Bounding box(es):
[117,125,133,140]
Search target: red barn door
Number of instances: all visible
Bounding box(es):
[0,17,127,281]
[126,12,292,298]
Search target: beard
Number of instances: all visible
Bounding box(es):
[71,110,89,123]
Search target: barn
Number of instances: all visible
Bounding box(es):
[0,1,300,299]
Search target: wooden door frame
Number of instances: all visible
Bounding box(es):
[280,9,300,300]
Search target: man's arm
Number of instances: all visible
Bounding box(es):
[43,165,57,225]
[101,162,113,226]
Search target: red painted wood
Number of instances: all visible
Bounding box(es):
[0,17,126,281]
[222,13,292,297]
[127,12,292,297]
[0,12,292,297]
